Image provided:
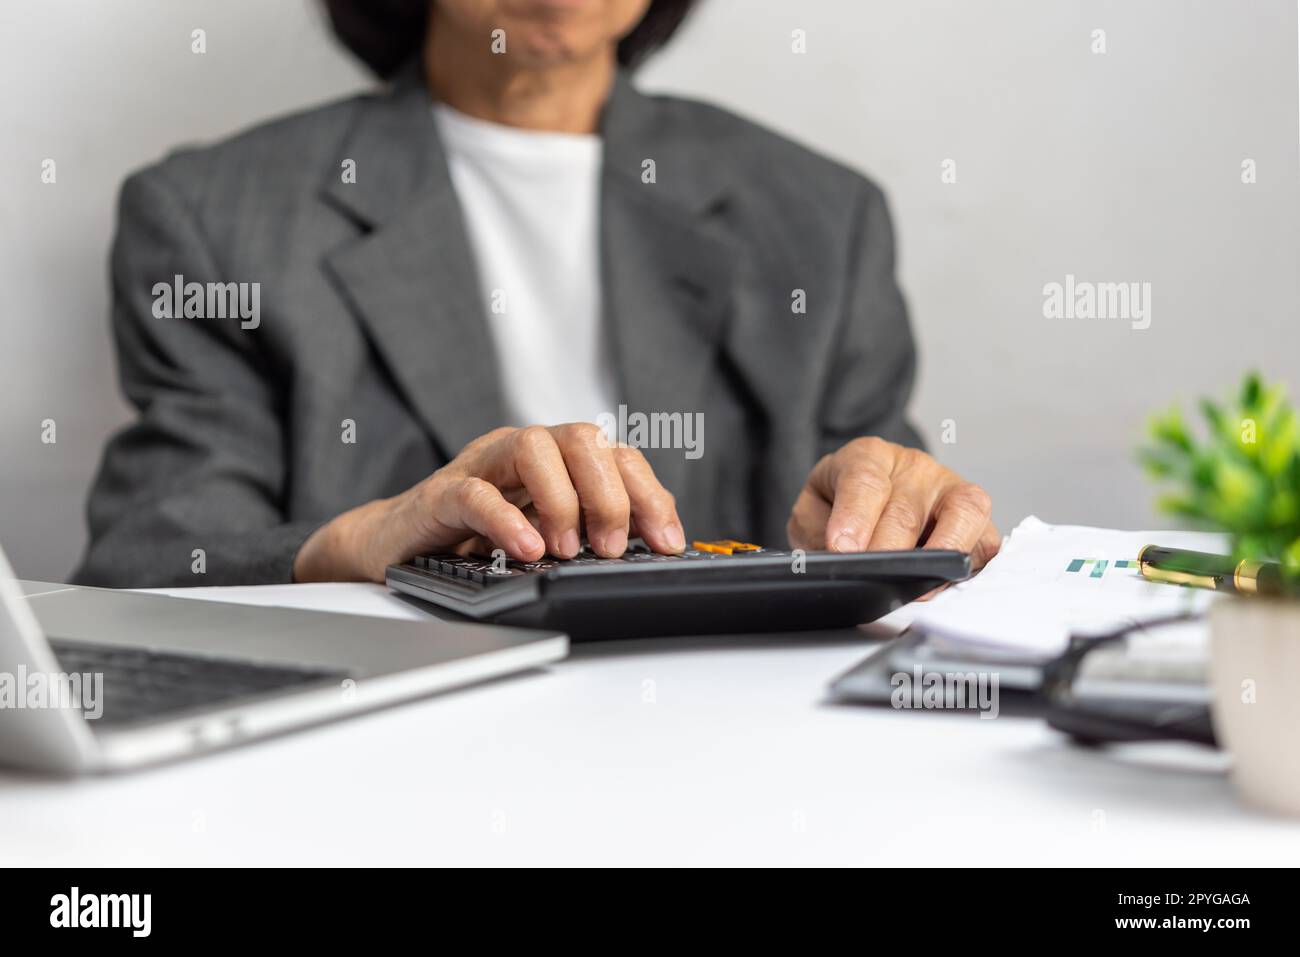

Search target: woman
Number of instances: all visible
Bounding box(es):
[74,0,1000,587]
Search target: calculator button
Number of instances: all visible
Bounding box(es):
[453,563,478,580]
[691,540,732,554]
[691,539,763,555]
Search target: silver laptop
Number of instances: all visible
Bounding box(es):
[0,547,567,774]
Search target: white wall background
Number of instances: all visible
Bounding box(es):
[2,0,1297,580]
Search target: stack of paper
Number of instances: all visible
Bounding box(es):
[906,516,1227,658]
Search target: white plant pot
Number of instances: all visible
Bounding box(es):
[1210,597,1300,816]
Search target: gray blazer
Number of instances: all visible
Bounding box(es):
[74,67,920,587]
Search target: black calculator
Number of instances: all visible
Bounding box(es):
[386,539,970,641]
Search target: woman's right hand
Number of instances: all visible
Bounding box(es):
[293,424,686,583]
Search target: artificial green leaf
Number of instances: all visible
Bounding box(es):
[1282,536,1300,578]
[1241,371,1262,407]
[1149,407,1193,452]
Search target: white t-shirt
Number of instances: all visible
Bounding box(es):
[433,101,617,428]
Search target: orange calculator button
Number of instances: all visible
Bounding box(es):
[691,540,763,555]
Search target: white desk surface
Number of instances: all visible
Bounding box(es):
[3,583,1296,866]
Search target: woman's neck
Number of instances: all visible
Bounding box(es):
[423,20,615,134]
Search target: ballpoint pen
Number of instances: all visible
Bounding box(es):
[1137,544,1285,596]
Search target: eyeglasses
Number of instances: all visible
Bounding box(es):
[1038,612,1216,747]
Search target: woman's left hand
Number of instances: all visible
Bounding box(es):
[787,436,1001,571]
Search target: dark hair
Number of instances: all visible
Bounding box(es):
[322,0,696,79]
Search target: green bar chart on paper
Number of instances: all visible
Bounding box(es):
[1065,558,1140,579]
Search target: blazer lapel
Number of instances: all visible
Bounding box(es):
[599,74,737,494]
[318,67,740,484]
[320,68,506,458]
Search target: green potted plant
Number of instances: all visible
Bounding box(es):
[1142,372,1300,815]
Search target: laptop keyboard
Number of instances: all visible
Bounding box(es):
[48,639,347,728]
